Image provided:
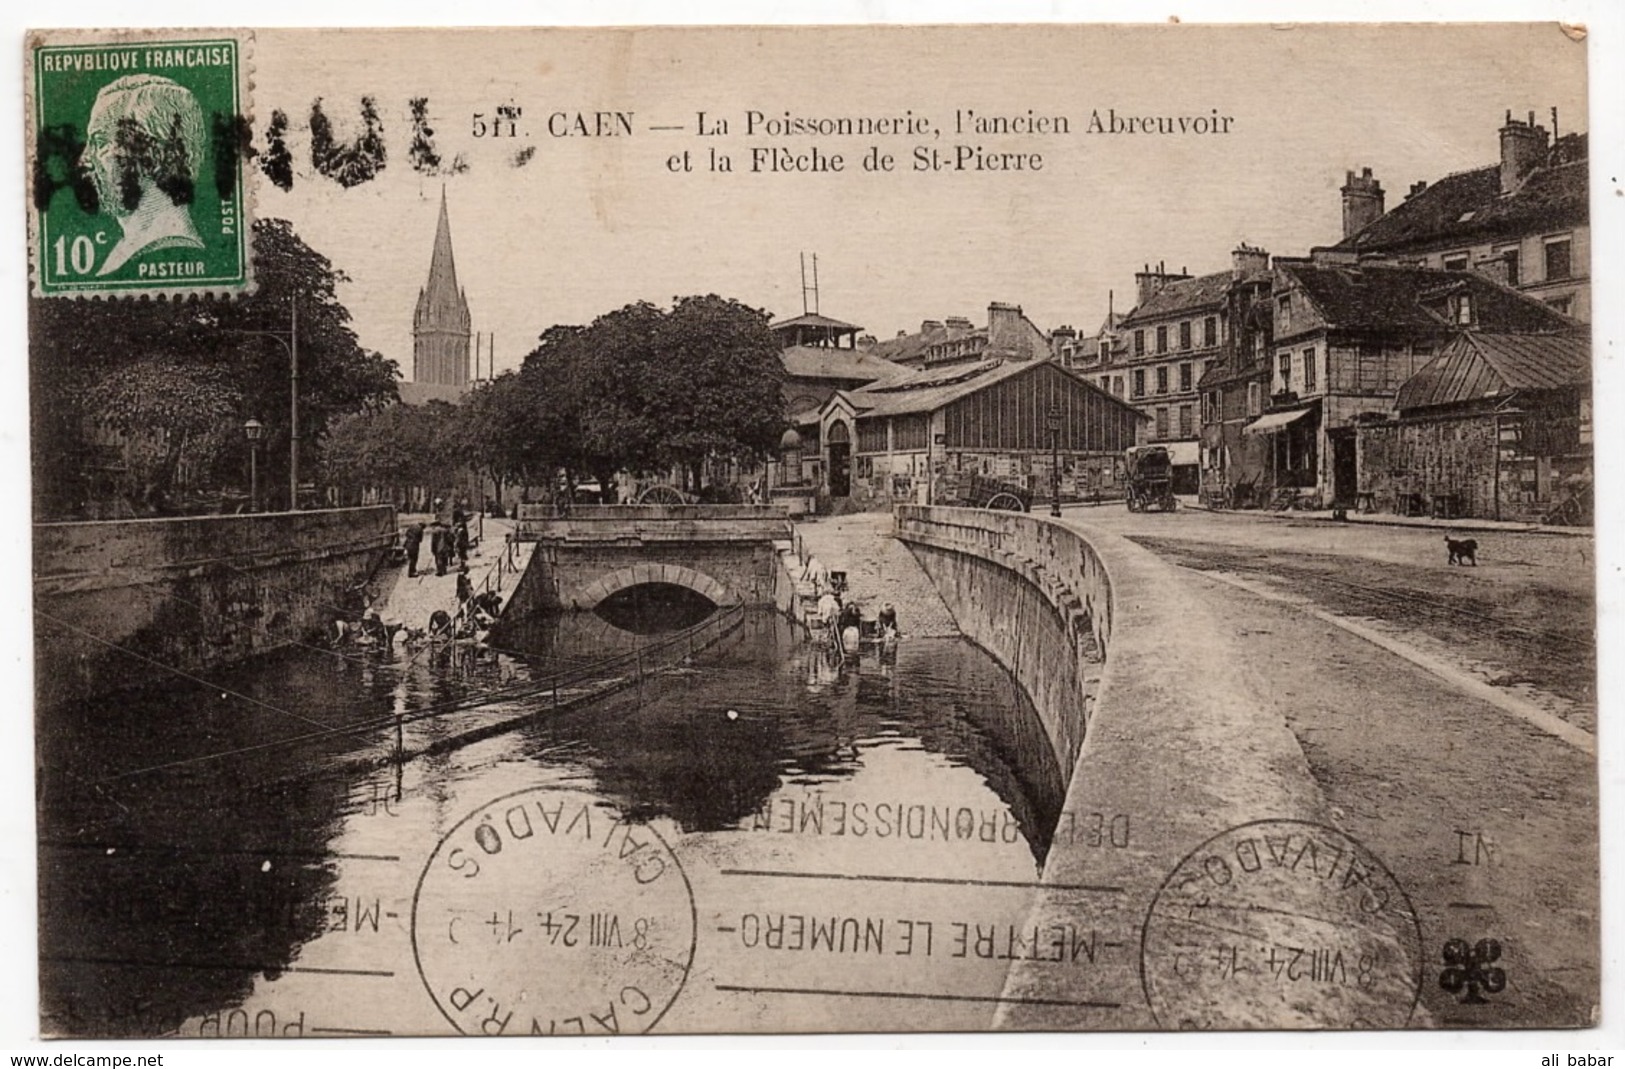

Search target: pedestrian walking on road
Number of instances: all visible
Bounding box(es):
[428,519,451,576]
[455,521,471,566]
[402,521,424,577]
[456,565,473,605]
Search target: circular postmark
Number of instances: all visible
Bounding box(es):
[1140,819,1424,1030]
[411,787,696,1036]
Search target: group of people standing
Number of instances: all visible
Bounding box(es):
[400,497,473,578]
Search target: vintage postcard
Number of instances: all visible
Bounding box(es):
[25,23,1598,1038]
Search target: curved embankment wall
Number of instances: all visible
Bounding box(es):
[34,507,398,708]
[895,507,1421,1031]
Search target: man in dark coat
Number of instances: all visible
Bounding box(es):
[428,519,451,576]
[401,520,425,577]
[455,521,470,566]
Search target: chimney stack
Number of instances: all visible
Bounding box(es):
[1232,243,1270,279]
[1134,263,1192,306]
[1499,109,1550,194]
[1341,167,1385,238]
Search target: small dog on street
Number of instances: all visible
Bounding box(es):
[1445,536,1479,566]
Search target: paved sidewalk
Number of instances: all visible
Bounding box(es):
[1174,496,1591,537]
[793,513,959,637]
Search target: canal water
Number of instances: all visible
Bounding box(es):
[38,598,1067,1037]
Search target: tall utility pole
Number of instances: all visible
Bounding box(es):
[289,300,300,510]
[800,252,820,316]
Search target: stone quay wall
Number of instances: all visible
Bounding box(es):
[34,506,398,708]
[894,506,1370,1030]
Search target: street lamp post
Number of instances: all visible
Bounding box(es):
[1047,404,1063,518]
[244,418,264,512]
[227,301,299,510]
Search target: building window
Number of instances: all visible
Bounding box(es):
[1100,375,1110,392]
[1178,404,1194,437]
[1278,352,1292,393]
[1155,407,1169,439]
[1545,236,1573,281]
[1497,245,1521,286]
[1203,316,1217,347]
[1302,347,1316,391]
[1156,326,1168,354]
[1179,362,1193,392]
[1201,391,1214,424]
[1134,329,1145,355]
[1580,397,1592,446]
[1156,366,1169,394]
[1114,375,1125,397]
[1247,381,1262,417]
[1452,293,1474,326]
[1442,251,1469,271]
[1132,369,1146,398]
[1277,294,1291,331]
[1180,321,1192,350]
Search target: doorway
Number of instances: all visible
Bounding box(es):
[1330,429,1357,506]
[826,420,851,497]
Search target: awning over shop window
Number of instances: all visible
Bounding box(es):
[1243,408,1313,436]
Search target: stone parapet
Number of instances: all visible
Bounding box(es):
[895,506,1419,1031]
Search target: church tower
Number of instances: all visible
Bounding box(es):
[412,189,472,388]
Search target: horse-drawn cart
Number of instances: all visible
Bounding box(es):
[954,474,1032,512]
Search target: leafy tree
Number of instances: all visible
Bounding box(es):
[515,295,785,495]
[29,217,398,517]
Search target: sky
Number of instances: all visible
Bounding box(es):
[246,23,1589,379]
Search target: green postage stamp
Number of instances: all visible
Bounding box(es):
[26,30,253,297]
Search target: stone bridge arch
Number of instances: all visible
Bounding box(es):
[573,562,739,611]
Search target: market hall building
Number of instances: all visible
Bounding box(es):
[801,302,1145,508]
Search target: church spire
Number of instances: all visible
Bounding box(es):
[413,187,472,388]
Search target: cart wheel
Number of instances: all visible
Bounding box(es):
[986,492,1026,512]
[637,484,688,505]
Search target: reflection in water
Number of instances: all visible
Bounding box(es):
[38,603,1065,1037]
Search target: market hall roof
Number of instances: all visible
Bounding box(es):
[1334,134,1587,255]
[779,345,903,383]
[1396,331,1590,411]
[841,355,1144,421]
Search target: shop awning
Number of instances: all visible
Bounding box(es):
[1243,408,1313,436]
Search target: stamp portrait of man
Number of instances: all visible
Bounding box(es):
[82,72,207,276]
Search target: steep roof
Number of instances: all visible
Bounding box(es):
[1336,137,1587,254]
[865,324,953,365]
[779,345,900,384]
[1281,262,1576,335]
[1118,271,1231,326]
[1397,331,1590,410]
[414,189,471,331]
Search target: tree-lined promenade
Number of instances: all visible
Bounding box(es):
[323,293,787,507]
[29,215,789,519]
